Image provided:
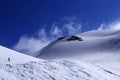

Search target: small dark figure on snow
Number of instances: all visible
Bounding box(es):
[8,58,10,62]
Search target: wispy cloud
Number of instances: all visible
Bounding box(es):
[98,19,120,30]
[14,18,120,54]
[13,28,50,54]
[13,17,82,54]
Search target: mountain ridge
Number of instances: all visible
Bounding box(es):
[36,30,120,61]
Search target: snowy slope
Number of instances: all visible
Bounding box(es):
[0,59,120,80]
[0,29,120,80]
[35,29,120,72]
[36,29,120,61]
[0,46,119,80]
[0,45,40,64]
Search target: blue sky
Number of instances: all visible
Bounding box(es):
[1,0,120,54]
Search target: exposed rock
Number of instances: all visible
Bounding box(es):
[67,36,83,41]
[57,36,83,41]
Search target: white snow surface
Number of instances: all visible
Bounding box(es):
[0,45,40,64]
[36,29,120,75]
[0,29,120,80]
[0,60,120,80]
[36,30,120,61]
[36,30,120,58]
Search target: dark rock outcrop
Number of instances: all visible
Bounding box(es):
[57,36,83,41]
[67,36,83,41]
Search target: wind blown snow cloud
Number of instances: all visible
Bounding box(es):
[13,17,82,54]
[13,28,50,54]
[98,19,120,30]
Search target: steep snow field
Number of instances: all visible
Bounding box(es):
[0,45,40,64]
[0,29,120,80]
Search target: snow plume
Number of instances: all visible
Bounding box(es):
[13,17,82,54]
[13,28,50,54]
[98,19,120,30]
[50,17,82,38]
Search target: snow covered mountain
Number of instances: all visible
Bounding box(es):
[35,29,120,76]
[0,29,120,80]
[36,29,120,61]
